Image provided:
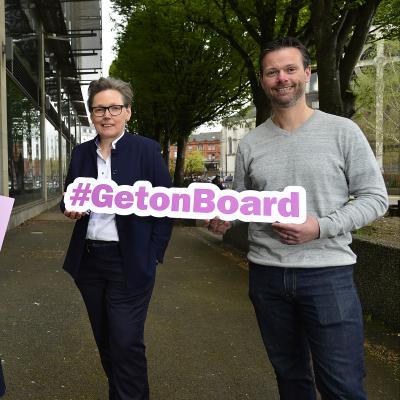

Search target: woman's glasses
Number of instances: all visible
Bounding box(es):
[90,105,127,117]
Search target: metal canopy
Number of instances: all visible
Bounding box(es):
[63,0,102,83]
[5,0,101,126]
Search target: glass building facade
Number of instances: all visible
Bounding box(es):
[0,0,101,226]
[7,76,42,206]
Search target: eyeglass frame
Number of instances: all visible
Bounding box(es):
[89,104,128,117]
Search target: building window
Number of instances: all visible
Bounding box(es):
[7,76,42,206]
[228,137,232,155]
[46,120,60,197]
[198,144,203,151]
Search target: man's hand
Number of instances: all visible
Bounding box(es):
[63,210,86,220]
[272,215,320,245]
[205,217,232,235]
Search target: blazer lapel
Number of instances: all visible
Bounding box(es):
[111,132,139,185]
[87,136,99,179]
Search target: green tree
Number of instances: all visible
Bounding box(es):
[180,0,398,121]
[185,150,205,177]
[371,0,400,40]
[310,0,382,117]
[352,40,400,171]
[112,0,399,131]
[181,0,310,124]
[111,0,250,186]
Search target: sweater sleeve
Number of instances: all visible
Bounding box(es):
[233,141,252,193]
[317,125,388,238]
[230,142,252,227]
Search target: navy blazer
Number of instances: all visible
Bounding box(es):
[61,132,173,289]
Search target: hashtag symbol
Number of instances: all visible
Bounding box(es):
[69,183,92,206]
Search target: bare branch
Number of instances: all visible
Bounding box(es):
[255,0,277,45]
[339,0,381,95]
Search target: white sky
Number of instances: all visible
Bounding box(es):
[102,0,119,76]
[81,0,117,106]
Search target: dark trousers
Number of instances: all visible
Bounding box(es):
[0,361,5,397]
[249,263,367,400]
[75,242,154,400]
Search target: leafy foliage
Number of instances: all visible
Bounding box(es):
[184,150,204,176]
[352,40,400,148]
[110,0,400,183]
[180,0,312,123]
[372,0,400,40]
[176,0,396,119]
[111,0,250,185]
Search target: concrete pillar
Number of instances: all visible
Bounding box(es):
[38,21,47,202]
[77,119,81,144]
[0,0,9,196]
[67,97,72,158]
[74,114,78,145]
[220,127,227,177]
[57,71,63,192]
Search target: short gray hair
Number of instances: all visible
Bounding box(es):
[87,77,133,110]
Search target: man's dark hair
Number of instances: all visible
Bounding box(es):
[87,77,133,110]
[259,37,311,74]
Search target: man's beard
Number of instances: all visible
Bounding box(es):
[266,81,306,108]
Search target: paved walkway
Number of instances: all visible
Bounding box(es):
[0,209,398,399]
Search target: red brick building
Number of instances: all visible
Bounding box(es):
[170,131,221,177]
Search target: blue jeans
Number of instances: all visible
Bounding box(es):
[249,263,367,400]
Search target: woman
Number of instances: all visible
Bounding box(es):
[61,77,173,400]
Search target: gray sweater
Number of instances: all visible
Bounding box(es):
[234,110,388,267]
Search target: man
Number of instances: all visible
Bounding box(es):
[61,77,173,400]
[211,175,225,190]
[208,37,388,399]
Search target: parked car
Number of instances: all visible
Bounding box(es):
[224,175,233,182]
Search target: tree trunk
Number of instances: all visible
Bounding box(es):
[153,123,162,142]
[162,134,170,166]
[315,46,344,116]
[311,0,379,118]
[173,135,188,187]
[338,0,380,118]
[254,85,272,126]
[342,90,356,118]
[311,1,342,116]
